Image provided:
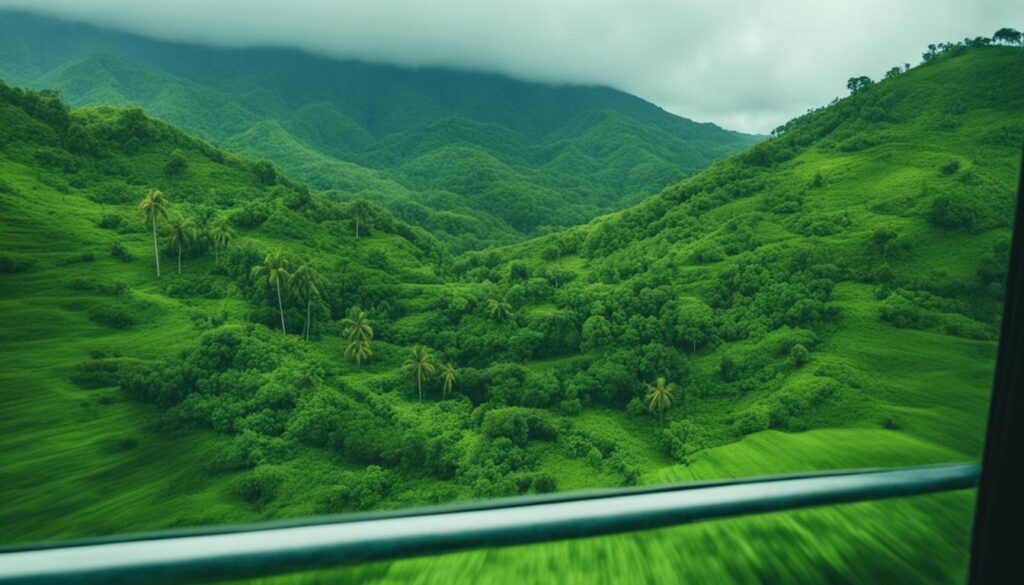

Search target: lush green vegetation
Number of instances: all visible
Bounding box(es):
[0,32,1021,584]
[0,10,759,252]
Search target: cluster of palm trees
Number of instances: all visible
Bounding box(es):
[337,309,460,404]
[138,191,472,406]
[141,193,672,417]
[137,189,233,276]
[402,345,457,403]
[250,250,322,340]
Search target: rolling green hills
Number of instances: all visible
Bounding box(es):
[0,10,759,251]
[0,35,1021,585]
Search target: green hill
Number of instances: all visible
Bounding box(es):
[0,10,760,251]
[0,37,1021,585]
[466,41,1022,460]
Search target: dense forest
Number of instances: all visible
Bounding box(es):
[0,10,759,252]
[0,27,1022,584]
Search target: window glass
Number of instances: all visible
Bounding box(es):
[0,8,1019,585]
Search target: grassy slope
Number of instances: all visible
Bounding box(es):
[0,158,251,540]
[0,98,452,540]
[0,45,1020,584]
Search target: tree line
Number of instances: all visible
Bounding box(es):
[844,27,1022,96]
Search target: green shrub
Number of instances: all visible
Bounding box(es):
[110,241,132,261]
[930,192,979,231]
[625,396,646,418]
[690,241,725,263]
[879,291,938,329]
[789,344,810,367]
[0,177,18,194]
[660,421,711,463]
[235,466,284,505]
[558,398,582,416]
[940,159,961,174]
[231,201,271,229]
[164,149,188,176]
[793,211,852,236]
[70,359,125,389]
[189,308,229,330]
[253,160,277,185]
[88,304,136,329]
[0,253,33,273]
[838,135,873,152]
[97,214,126,230]
[732,407,771,435]
[531,473,557,493]
[323,466,392,512]
[86,183,138,205]
[481,408,530,446]
[164,274,225,299]
[718,356,738,382]
[880,415,902,430]
[761,191,804,214]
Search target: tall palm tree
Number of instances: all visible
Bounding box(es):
[168,216,196,275]
[488,298,512,323]
[137,189,169,277]
[251,250,290,334]
[403,345,435,403]
[441,363,457,400]
[345,338,373,366]
[210,221,233,262]
[343,311,373,343]
[348,199,372,238]
[290,263,321,342]
[645,377,675,422]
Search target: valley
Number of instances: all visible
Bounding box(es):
[0,17,1022,584]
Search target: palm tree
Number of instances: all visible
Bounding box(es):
[342,310,373,367]
[290,262,321,342]
[645,377,675,423]
[168,216,196,275]
[441,363,457,400]
[210,221,233,262]
[251,250,290,334]
[347,199,373,238]
[488,298,512,323]
[345,338,373,366]
[137,189,169,277]
[343,310,373,343]
[403,345,435,403]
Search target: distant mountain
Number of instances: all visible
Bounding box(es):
[0,10,761,251]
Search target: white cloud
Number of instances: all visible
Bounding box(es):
[0,0,1020,132]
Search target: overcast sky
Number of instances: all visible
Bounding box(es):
[0,0,1021,133]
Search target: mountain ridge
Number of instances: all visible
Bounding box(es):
[0,9,761,251]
